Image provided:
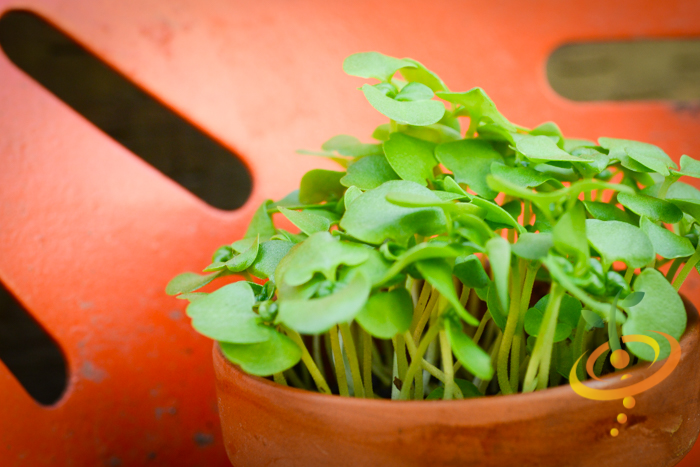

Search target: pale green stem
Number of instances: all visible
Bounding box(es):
[657,175,680,200]
[273,372,287,386]
[523,283,564,392]
[510,332,522,391]
[498,262,523,395]
[472,311,491,345]
[666,257,685,282]
[413,289,440,342]
[439,330,455,400]
[285,328,331,394]
[404,332,447,382]
[312,335,326,381]
[339,323,365,398]
[624,268,634,285]
[673,245,700,291]
[393,335,409,396]
[399,326,441,400]
[572,314,587,381]
[535,284,565,391]
[362,330,374,399]
[329,326,349,396]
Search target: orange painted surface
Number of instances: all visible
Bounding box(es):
[0,0,697,465]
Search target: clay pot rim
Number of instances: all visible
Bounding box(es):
[215,296,699,409]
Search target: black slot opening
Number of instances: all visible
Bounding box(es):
[0,10,252,210]
[0,281,67,405]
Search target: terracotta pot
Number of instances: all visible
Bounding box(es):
[213,298,700,467]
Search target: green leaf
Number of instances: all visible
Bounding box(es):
[553,202,589,268]
[344,186,363,208]
[485,236,511,312]
[445,316,493,380]
[623,268,686,361]
[245,200,275,240]
[516,135,593,163]
[378,242,462,286]
[530,121,564,148]
[248,240,294,280]
[166,271,222,295]
[279,206,331,236]
[383,133,437,186]
[583,201,635,224]
[470,197,524,232]
[276,232,370,287]
[343,51,416,81]
[298,170,346,204]
[355,289,413,338]
[362,84,445,126]
[512,232,553,260]
[677,155,700,178]
[640,217,694,259]
[342,248,392,286]
[225,236,260,272]
[273,190,301,208]
[340,155,399,190]
[220,331,301,376]
[490,163,563,189]
[276,271,371,334]
[454,215,496,247]
[187,282,274,343]
[581,308,604,329]
[524,293,582,342]
[426,378,482,400]
[442,176,471,198]
[437,87,516,132]
[416,259,478,325]
[394,82,434,101]
[599,138,675,176]
[399,58,448,92]
[617,192,683,224]
[585,219,655,269]
[340,180,447,245]
[320,135,383,158]
[563,138,596,152]
[435,140,503,199]
[453,255,489,289]
[399,123,462,144]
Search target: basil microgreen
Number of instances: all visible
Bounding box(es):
[168,51,697,401]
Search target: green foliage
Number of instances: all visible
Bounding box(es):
[168,51,696,401]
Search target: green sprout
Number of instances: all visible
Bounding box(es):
[167,51,698,400]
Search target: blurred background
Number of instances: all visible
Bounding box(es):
[0,1,698,465]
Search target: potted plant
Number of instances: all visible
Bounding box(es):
[167,52,700,466]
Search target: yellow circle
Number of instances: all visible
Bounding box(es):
[623,396,636,409]
[617,413,627,424]
[611,428,619,437]
[610,349,630,369]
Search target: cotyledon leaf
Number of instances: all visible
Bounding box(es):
[355,288,413,339]
[436,139,503,199]
[279,206,331,236]
[343,51,416,81]
[361,84,445,126]
[220,331,301,377]
[585,219,655,269]
[340,155,399,190]
[187,281,275,344]
[276,271,371,334]
[617,192,683,224]
[383,132,437,186]
[623,268,686,361]
[340,180,447,245]
[640,217,694,259]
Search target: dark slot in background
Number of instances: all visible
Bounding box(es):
[0,10,253,211]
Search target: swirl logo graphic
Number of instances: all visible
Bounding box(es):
[569,332,681,437]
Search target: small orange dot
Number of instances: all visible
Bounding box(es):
[611,428,619,437]
[610,349,630,369]
[618,413,627,424]
[623,396,636,409]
